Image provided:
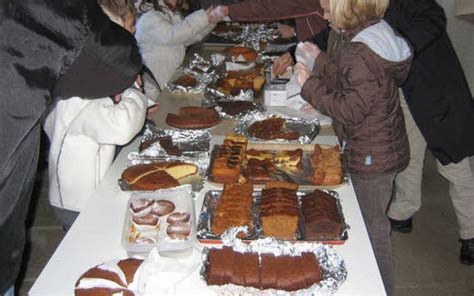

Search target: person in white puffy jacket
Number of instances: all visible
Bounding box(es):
[44,86,154,229]
[135,0,223,91]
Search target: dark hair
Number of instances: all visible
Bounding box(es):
[98,0,137,22]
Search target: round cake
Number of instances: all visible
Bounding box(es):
[74,258,144,296]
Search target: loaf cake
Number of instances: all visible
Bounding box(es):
[260,187,299,240]
[302,190,343,240]
[166,106,220,129]
[247,117,300,141]
[75,258,144,296]
[121,162,197,191]
[210,135,247,184]
[310,144,342,185]
[206,247,321,291]
[211,184,254,236]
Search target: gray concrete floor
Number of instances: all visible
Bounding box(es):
[16,148,474,296]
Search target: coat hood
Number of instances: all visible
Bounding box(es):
[53,11,142,99]
[350,20,412,85]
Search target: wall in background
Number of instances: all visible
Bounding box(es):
[438,0,474,95]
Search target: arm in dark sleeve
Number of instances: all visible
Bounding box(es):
[385,0,446,54]
[229,0,322,23]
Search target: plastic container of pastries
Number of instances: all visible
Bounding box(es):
[122,185,196,257]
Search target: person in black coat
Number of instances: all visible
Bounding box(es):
[384,0,474,266]
[0,0,142,293]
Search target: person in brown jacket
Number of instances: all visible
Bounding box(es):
[215,0,327,41]
[296,0,412,294]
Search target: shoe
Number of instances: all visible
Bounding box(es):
[460,238,474,265]
[389,217,413,233]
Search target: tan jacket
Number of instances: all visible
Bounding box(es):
[301,20,412,175]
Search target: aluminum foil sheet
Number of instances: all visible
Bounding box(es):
[197,189,349,243]
[199,236,347,295]
[130,125,211,158]
[234,111,320,144]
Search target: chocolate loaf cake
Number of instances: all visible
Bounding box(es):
[206,248,322,291]
[302,190,343,240]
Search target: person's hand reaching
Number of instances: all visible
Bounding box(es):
[272,52,293,76]
[208,5,228,23]
[302,41,321,62]
[294,62,311,86]
[275,23,295,39]
[147,102,160,121]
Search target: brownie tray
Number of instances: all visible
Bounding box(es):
[197,189,349,245]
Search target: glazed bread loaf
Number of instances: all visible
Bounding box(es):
[166,106,220,129]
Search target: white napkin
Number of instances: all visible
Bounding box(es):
[295,42,316,71]
[135,247,202,295]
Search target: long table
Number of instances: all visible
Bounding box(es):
[30,46,386,295]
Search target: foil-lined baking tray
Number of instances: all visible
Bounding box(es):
[129,125,211,159]
[234,111,320,144]
[200,236,347,295]
[197,189,349,244]
[206,143,349,190]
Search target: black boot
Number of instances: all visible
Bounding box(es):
[389,217,413,233]
[460,238,474,265]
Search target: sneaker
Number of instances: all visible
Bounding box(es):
[460,238,474,265]
[389,217,413,233]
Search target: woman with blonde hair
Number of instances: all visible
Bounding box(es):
[296,0,412,293]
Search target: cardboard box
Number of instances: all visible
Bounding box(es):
[264,84,287,106]
[456,0,474,16]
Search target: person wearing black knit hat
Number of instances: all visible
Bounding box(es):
[0,0,142,293]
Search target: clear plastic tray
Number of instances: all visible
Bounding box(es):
[122,185,196,256]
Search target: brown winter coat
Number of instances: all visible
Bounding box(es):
[301,21,412,175]
[227,0,327,41]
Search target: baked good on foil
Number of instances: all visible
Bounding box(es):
[223,46,258,63]
[75,258,143,296]
[210,134,247,184]
[211,184,254,236]
[166,106,220,129]
[247,117,300,141]
[260,187,299,240]
[216,100,256,116]
[172,74,198,88]
[206,247,321,291]
[310,144,342,185]
[302,189,343,240]
[121,162,197,190]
